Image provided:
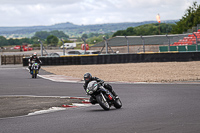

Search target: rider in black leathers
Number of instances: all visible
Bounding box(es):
[83,73,118,104]
[28,52,42,73]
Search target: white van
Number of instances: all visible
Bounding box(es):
[60,43,76,49]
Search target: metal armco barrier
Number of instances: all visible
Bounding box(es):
[22,52,200,66]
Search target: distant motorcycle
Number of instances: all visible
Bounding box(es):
[30,61,39,78]
[86,81,122,110]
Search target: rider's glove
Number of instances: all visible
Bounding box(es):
[99,80,104,85]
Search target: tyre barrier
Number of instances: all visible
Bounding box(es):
[22,52,200,66]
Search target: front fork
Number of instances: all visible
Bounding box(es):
[100,92,107,102]
[99,87,114,101]
[32,69,38,74]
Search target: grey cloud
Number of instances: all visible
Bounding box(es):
[1,0,82,5]
[0,0,196,26]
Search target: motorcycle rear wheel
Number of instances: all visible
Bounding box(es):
[114,98,122,109]
[32,70,35,78]
[96,94,110,111]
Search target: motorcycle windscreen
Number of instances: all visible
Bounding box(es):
[86,81,98,94]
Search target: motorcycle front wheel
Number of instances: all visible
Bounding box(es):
[96,94,110,111]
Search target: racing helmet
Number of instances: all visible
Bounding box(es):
[84,73,92,82]
[33,52,37,58]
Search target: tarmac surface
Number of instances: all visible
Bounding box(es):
[1,65,200,133]
[0,65,85,118]
[1,64,200,118]
[0,96,82,118]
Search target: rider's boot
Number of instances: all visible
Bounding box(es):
[28,66,31,73]
[111,90,119,99]
[104,83,119,99]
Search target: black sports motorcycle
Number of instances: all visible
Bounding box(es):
[30,61,39,78]
[86,81,122,110]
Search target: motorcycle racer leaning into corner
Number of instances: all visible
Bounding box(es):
[28,52,42,73]
[83,73,119,104]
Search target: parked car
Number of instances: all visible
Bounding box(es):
[84,50,101,54]
[46,50,101,57]
[46,52,66,57]
[66,50,85,55]
[66,50,101,55]
[14,46,21,49]
[23,47,33,51]
[13,45,33,51]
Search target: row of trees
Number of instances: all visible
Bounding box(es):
[112,23,174,37]
[0,30,70,47]
[81,33,111,44]
[0,36,39,47]
[34,30,69,40]
[171,1,200,34]
[0,35,59,47]
[0,31,109,47]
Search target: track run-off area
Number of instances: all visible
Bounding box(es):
[0,65,200,133]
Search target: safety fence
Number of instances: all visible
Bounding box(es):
[91,33,200,54]
[92,34,190,53]
[22,52,200,66]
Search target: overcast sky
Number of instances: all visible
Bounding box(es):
[0,0,197,27]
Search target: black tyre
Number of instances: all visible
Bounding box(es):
[96,94,110,111]
[114,98,122,109]
[34,73,37,78]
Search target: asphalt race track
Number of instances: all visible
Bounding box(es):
[1,65,200,133]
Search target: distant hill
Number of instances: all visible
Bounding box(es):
[0,20,178,38]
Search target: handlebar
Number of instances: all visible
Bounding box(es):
[98,81,104,86]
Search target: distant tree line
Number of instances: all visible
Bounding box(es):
[112,23,174,37]
[81,33,112,44]
[0,36,40,47]
[0,30,70,47]
[34,30,69,40]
